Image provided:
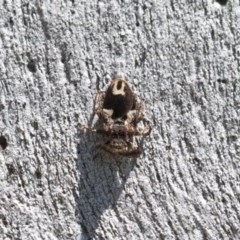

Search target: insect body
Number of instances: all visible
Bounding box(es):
[79,75,151,157]
[103,78,135,119]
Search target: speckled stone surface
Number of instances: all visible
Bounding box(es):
[0,1,240,239]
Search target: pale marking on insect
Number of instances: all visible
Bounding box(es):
[111,79,126,96]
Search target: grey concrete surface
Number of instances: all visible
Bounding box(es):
[0,0,240,239]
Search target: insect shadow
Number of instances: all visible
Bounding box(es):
[75,126,137,239]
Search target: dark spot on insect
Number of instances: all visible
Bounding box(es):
[0,136,8,150]
[27,59,37,73]
[117,80,122,90]
[216,0,228,5]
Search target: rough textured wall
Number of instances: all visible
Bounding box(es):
[1,0,240,239]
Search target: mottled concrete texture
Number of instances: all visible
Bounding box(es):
[1,0,240,239]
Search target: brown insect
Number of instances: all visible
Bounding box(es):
[78,75,151,157]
